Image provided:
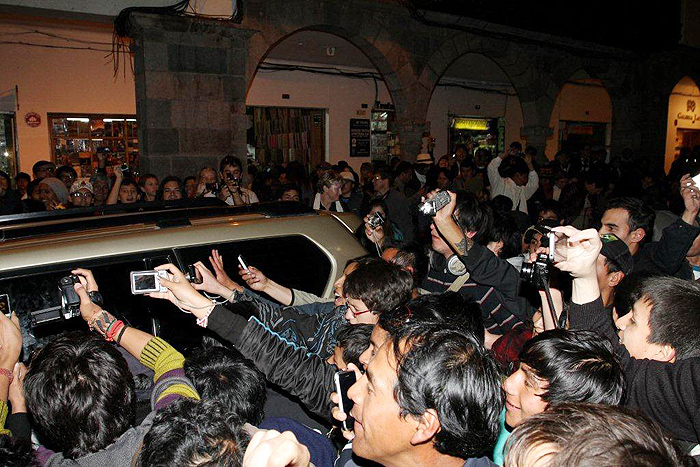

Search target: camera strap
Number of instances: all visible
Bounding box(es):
[447,271,470,292]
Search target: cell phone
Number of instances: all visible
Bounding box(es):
[547,231,556,263]
[237,255,249,271]
[130,270,169,294]
[334,370,357,432]
[692,173,700,188]
[0,294,10,318]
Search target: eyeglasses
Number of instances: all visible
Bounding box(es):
[71,192,93,198]
[347,302,373,318]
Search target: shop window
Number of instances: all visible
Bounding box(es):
[49,113,139,177]
[449,116,505,157]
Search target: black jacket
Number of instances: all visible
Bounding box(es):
[570,297,700,444]
[634,218,700,280]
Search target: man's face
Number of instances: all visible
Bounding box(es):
[349,339,420,464]
[372,175,389,194]
[502,363,549,427]
[59,171,75,189]
[345,297,378,325]
[341,180,354,197]
[0,177,8,191]
[142,177,158,197]
[512,172,528,186]
[184,179,197,198]
[119,184,139,203]
[70,189,93,207]
[16,178,29,192]
[35,163,55,180]
[437,172,451,190]
[595,254,611,293]
[36,183,58,204]
[92,179,109,202]
[359,325,389,369]
[455,147,467,161]
[324,182,342,202]
[615,298,671,361]
[528,232,543,257]
[554,177,568,189]
[361,167,373,181]
[430,223,452,257]
[222,164,242,183]
[599,209,633,248]
[162,181,182,201]
[537,210,558,224]
[333,262,358,307]
[280,189,300,202]
[199,169,218,185]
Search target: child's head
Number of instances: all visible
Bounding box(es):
[328,324,373,370]
[616,276,700,362]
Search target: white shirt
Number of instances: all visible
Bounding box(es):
[487,157,539,214]
[224,187,259,205]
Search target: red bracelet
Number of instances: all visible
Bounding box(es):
[0,367,13,385]
[106,321,124,342]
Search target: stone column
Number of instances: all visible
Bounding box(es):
[128,12,254,179]
[395,119,428,162]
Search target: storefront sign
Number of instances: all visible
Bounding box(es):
[350,118,370,157]
[453,118,489,131]
[24,112,41,127]
[677,100,700,123]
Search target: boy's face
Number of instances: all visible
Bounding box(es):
[345,297,378,325]
[615,297,673,362]
[502,363,548,427]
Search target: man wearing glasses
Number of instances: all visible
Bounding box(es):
[69,180,94,208]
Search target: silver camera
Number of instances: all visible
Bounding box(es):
[367,211,385,229]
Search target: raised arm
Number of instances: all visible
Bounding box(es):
[106,168,123,205]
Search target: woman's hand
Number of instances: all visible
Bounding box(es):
[209,249,239,290]
[148,264,213,318]
[192,260,240,296]
[239,265,269,293]
[363,215,385,245]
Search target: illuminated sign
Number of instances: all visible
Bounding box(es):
[453,118,489,131]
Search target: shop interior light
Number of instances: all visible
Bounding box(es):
[3,151,8,157]
[103,119,125,122]
[126,119,136,122]
[66,118,89,122]
[453,118,490,131]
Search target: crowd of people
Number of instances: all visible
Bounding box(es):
[1,141,700,466]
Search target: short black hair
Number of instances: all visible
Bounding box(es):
[219,155,243,173]
[343,258,413,316]
[504,403,688,467]
[389,322,503,459]
[14,172,30,183]
[156,175,183,201]
[604,197,655,241]
[55,165,77,180]
[25,332,135,458]
[519,329,625,406]
[334,324,373,368]
[634,276,700,359]
[379,292,484,344]
[489,212,521,259]
[455,191,492,245]
[374,165,393,183]
[184,345,266,425]
[31,160,54,175]
[139,398,249,467]
[537,199,564,222]
[0,434,36,467]
[390,243,429,290]
[509,141,523,151]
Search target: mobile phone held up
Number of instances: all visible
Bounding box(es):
[334,370,357,432]
[237,255,249,271]
[0,294,10,318]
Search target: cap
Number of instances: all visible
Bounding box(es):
[70,179,94,195]
[600,233,633,276]
[339,172,355,183]
[416,153,433,165]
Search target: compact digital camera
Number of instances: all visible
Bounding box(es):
[367,211,385,229]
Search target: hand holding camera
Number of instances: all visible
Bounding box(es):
[550,226,601,279]
[146,264,213,317]
[0,309,21,370]
[189,261,240,297]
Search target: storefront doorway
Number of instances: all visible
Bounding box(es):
[448,116,504,157]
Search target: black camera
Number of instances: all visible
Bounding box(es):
[225,173,239,186]
[59,275,81,320]
[185,264,202,284]
[367,211,385,229]
[205,182,220,194]
[119,163,130,173]
[520,253,551,289]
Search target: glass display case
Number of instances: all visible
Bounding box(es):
[49,114,139,177]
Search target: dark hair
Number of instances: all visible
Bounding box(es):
[504,403,689,467]
[334,324,373,368]
[316,170,341,193]
[489,212,521,259]
[509,141,523,152]
[276,184,301,200]
[380,292,484,344]
[584,170,609,191]
[604,197,655,241]
[518,329,625,406]
[374,165,393,183]
[389,322,503,458]
[184,345,266,425]
[612,271,659,319]
[343,257,413,316]
[32,160,54,176]
[120,177,138,190]
[219,155,243,174]
[394,161,413,177]
[455,191,492,245]
[25,332,135,458]
[55,165,77,180]
[524,145,537,156]
[537,199,564,222]
[436,167,455,183]
[491,195,513,214]
[634,276,700,359]
[0,434,36,467]
[390,243,429,290]
[14,172,31,183]
[138,173,158,188]
[139,398,249,467]
[156,175,183,201]
[183,175,196,184]
[0,170,10,187]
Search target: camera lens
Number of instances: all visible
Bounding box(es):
[520,262,534,282]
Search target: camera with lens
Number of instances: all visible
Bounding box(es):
[520,253,551,289]
[367,211,385,229]
[225,173,239,186]
[185,264,203,284]
[205,182,220,194]
[419,191,451,216]
[119,163,130,173]
[59,275,82,320]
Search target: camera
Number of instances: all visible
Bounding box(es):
[0,294,11,318]
[419,191,451,216]
[520,253,551,289]
[59,275,82,320]
[130,270,169,294]
[225,173,239,186]
[185,264,202,284]
[367,211,385,229]
[119,163,130,173]
[205,182,220,194]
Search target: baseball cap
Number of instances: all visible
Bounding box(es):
[416,153,433,165]
[339,172,356,183]
[70,179,94,195]
[600,233,633,276]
